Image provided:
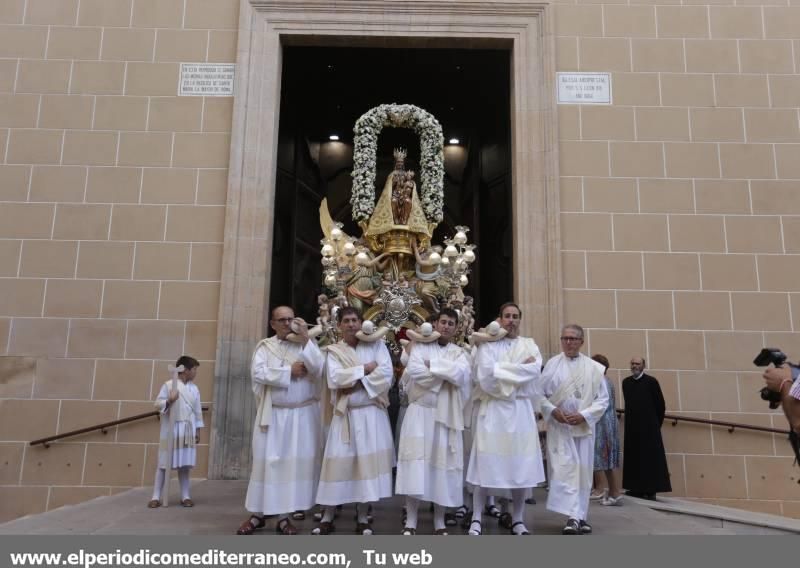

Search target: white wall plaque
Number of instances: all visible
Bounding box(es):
[179,63,235,97]
[557,73,611,105]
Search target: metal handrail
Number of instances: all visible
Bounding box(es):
[615,408,789,435]
[30,405,211,448]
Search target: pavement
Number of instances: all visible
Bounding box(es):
[2,481,798,535]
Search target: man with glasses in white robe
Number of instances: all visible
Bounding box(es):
[540,324,609,535]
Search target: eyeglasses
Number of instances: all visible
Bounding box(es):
[560,336,583,342]
[272,318,293,324]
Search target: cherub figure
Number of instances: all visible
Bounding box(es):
[412,239,442,315]
[461,296,475,337]
[317,294,330,327]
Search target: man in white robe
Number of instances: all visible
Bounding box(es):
[540,324,609,535]
[396,308,471,535]
[236,306,325,535]
[466,302,545,536]
[313,307,395,535]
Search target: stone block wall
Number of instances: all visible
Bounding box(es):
[555,1,800,516]
[0,0,238,523]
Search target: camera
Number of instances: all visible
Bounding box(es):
[753,348,800,473]
[753,348,791,409]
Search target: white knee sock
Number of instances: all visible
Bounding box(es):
[405,497,419,528]
[511,489,527,523]
[320,507,335,523]
[511,489,528,533]
[433,504,446,531]
[356,503,369,525]
[178,467,191,500]
[471,487,485,522]
[151,468,165,500]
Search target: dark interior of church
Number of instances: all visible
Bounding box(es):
[270,44,513,328]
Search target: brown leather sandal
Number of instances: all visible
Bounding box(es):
[434,528,449,535]
[498,512,512,529]
[236,515,265,535]
[401,527,416,535]
[147,500,161,509]
[181,499,194,508]
[291,511,305,520]
[276,518,298,535]
[311,521,335,535]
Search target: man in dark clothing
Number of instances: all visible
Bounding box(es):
[622,357,671,500]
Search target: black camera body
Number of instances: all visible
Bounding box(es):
[753,348,790,409]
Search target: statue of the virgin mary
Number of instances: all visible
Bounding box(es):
[362,148,431,278]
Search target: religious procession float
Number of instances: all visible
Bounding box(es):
[313,104,478,355]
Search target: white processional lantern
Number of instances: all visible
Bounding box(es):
[437,226,476,291]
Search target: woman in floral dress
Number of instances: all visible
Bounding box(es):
[590,354,622,505]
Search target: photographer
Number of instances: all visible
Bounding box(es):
[762,365,800,434]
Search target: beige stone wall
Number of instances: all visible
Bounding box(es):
[0,0,237,522]
[2,0,800,525]
[555,2,800,516]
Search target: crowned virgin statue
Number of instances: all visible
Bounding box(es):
[362,148,431,279]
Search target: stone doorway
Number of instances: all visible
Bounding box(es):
[271,45,514,325]
[210,0,561,479]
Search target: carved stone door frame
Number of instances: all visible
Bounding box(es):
[210,0,562,478]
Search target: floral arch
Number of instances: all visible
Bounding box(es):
[350,104,445,224]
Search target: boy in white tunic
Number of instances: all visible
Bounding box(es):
[148,356,203,508]
[236,306,325,536]
[396,308,471,535]
[466,303,545,536]
[313,307,395,535]
[540,324,609,535]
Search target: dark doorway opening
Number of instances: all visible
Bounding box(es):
[269,45,513,327]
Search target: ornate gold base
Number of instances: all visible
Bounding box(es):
[382,228,413,256]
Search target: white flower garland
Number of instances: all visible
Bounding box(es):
[351,104,444,224]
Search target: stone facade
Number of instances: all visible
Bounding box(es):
[0,0,798,523]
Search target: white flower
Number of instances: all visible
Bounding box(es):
[350,104,444,223]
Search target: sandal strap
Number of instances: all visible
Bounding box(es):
[276,518,298,535]
[510,521,530,535]
[236,516,264,535]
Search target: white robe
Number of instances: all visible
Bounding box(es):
[244,338,325,515]
[394,349,411,458]
[466,337,546,489]
[540,353,609,521]
[155,381,203,469]
[395,341,471,506]
[316,340,395,505]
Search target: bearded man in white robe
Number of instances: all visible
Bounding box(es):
[236,306,325,536]
[465,302,545,536]
[396,308,471,535]
[313,307,395,535]
[540,324,609,536]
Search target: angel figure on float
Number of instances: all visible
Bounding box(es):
[346,243,391,313]
[412,239,443,315]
